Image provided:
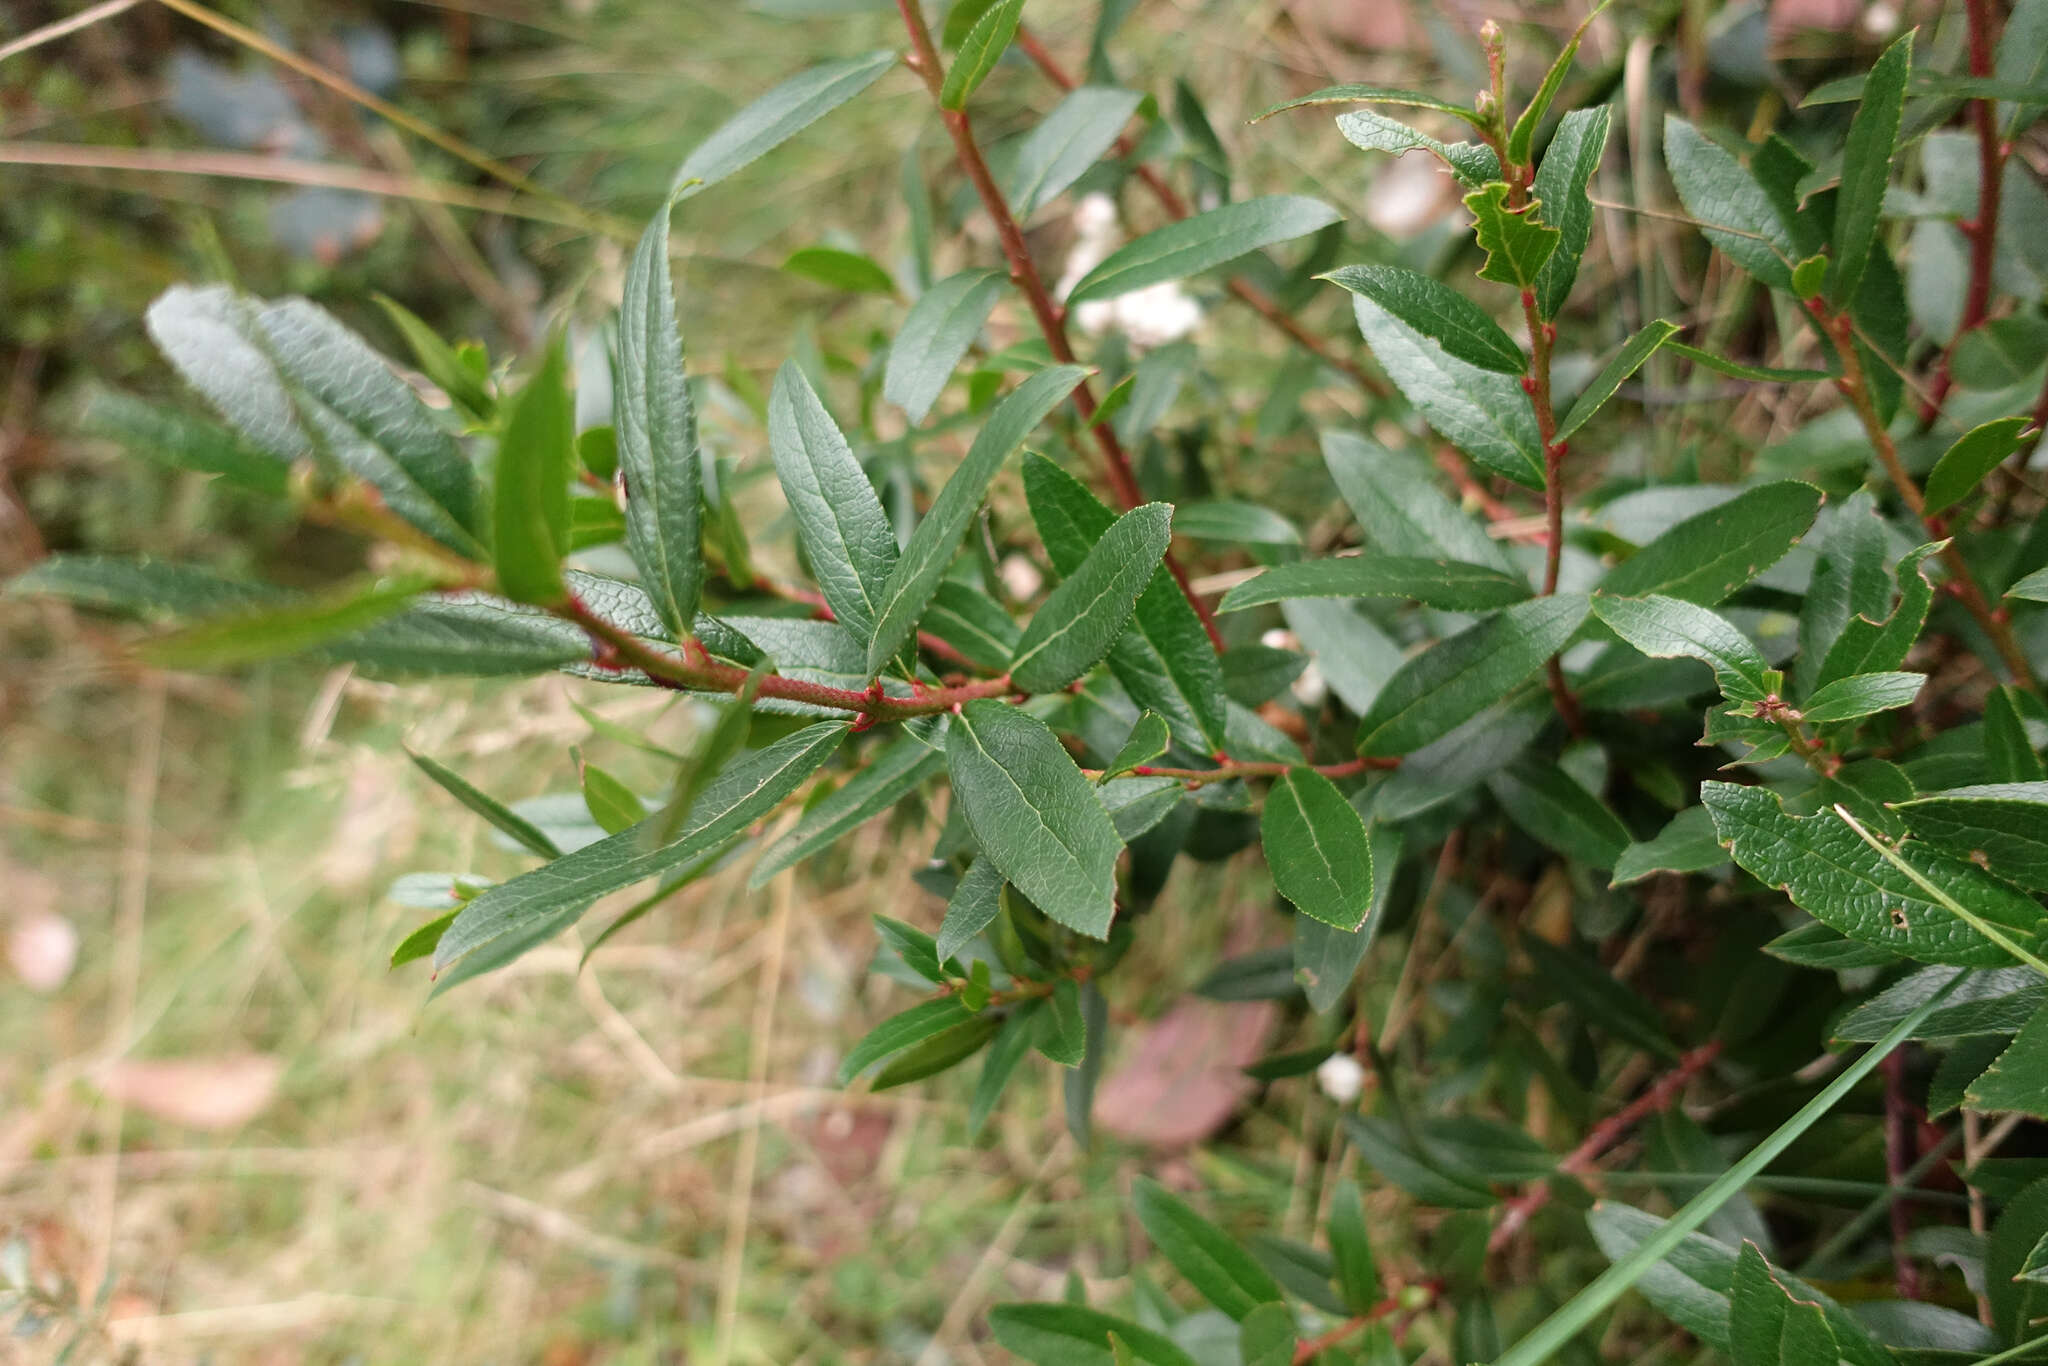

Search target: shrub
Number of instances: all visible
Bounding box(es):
[13,2,2048,1361]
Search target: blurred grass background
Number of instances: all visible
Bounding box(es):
[0,0,1891,1359]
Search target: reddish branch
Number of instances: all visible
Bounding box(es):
[1093,754,1396,787]
[893,2,1223,650]
[1487,1040,1723,1255]
[1919,0,2007,428]
[1290,1282,1442,1365]
[1883,1050,1923,1298]
[1012,26,1389,400]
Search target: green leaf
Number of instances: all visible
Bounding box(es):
[1798,490,1887,697]
[1898,783,2048,892]
[1343,1115,1497,1208]
[1170,499,1299,546]
[390,911,460,968]
[1356,594,1590,757]
[1665,342,1829,384]
[1254,83,1487,128]
[1968,1001,2048,1118]
[1591,594,1771,700]
[783,245,897,294]
[1023,455,1228,752]
[1319,264,1526,375]
[1952,315,2048,390]
[1815,541,1943,689]
[990,1304,1201,1366]
[1261,767,1374,929]
[937,857,1006,962]
[1101,712,1170,782]
[139,571,434,670]
[946,699,1122,938]
[577,756,646,835]
[146,286,481,553]
[79,387,290,496]
[1223,644,1309,706]
[1221,556,1531,614]
[884,269,1007,423]
[1989,1177,2048,1345]
[1010,503,1172,692]
[671,51,896,195]
[1067,196,1344,305]
[1531,106,1612,318]
[1132,1178,1285,1320]
[750,737,944,886]
[2011,566,2048,602]
[493,340,574,605]
[1008,86,1146,216]
[1612,806,1729,886]
[1701,781,2046,967]
[1522,934,1679,1058]
[767,362,899,645]
[1835,966,2046,1042]
[925,581,1022,670]
[1463,181,1561,289]
[1238,1303,1294,1366]
[1328,1179,1379,1313]
[838,996,976,1083]
[1985,686,2046,783]
[1035,977,1088,1066]
[1598,481,1823,605]
[940,0,1024,109]
[1730,1241,1841,1366]
[1763,920,1900,970]
[1335,108,1501,187]
[1799,671,1922,724]
[969,1004,1041,1138]
[1662,119,1797,290]
[868,366,1088,674]
[1507,4,1606,164]
[870,1013,1000,1090]
[1999,0,2048,134]
[1320,431,1511,570]
[1554,320,1680,441]
[1830,32,1911,306]
[1489,759,1632,870]
[374,295,494,421]
[1924,416,2032,516]
[652,658,768,846]
[617,199,704,638]
[1294,824,1402,1012]
[433,722,848,974]
[1349,296,1544,488]
[409,750,563,859]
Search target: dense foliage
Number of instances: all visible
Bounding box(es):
[14,1,2048,1361]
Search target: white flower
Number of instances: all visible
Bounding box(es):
[8,913,78,993]
[1316,1051,1366,1104]
[999,553,1044,603]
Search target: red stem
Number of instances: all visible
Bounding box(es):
[1111,755,1395,787]
[1487,1040,1723,1255]
[1290,1282,1441,1365]
[1884,1050,1923,1298]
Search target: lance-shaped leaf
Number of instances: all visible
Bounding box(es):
[671,51,896,195]
[1356,594,1590,757]
[940,0,1024,108]
[1730,1241,1842,1366]
[1898,783,2048,892]
[1350,296,1545,488]
[1830,33,1910,306]
[936,856,1006,962]
[1490,760,1631,870]
[1966,1002,2048,1117]
[1328,1180,1380,1312]
[79,388,290,496]
[1220,556,1531,613]
[374,295,493,421]
[146,286,481,554]
[1464,181,1561,289]
[617,199,703,636]
[1254,83,1488,128]
[750,736,944,887]
[1835,966,2046,1042]
[1023,455,1228,752]
[1320,431,1511,569]
[326,594,591,676]
[1591,594,1770,700]
[1261,767,1375,929]
[783,246,895,294]
[1555,320,1680,441]
[1815,541,1943,689]
[409,750,563,859]
[433,721,848,973]
[767,362,898,645]
[1008,86,1146,216]
[868,365,1088,674]
[1100,712,1170,782]
[2011,566,2048,602]
[493,340,575,606]
[1924,416,2031,516]
[1009,503,1172,692]
[140,572,436,670]
[838,996,977,1084]
[1295,824,1402,1012]
[1701,781,2045,967]
[1799,671,1922,724]
[578,757,646,836]
[1067,195,1343,305]
[1663,118,1798,290]
[883,268,1007,424]
[1319,265,1526,375]
[1666,342,1829,383]
[945,699,1121,938]
[925,581,1022,670]
[1598,481,1823,605]
[990,1304,1201,1366]
[4,554,284,621]
[1335,108,1500,187]
[1132,1178,1285,1320]
[1612,806,1728,886]
[1985,686,2046,782]
[1507,4,1607,164]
